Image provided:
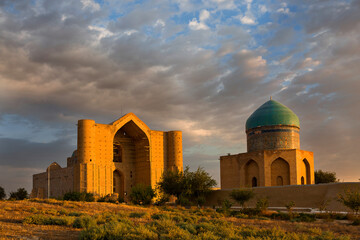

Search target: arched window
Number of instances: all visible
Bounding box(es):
[301,176,305,185]
[271,158,290,186]
[252,177,257,187]
[113,145,123,162]
[113,170,124,197]
[245,160,259,187]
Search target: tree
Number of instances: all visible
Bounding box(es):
[230,189,255,208]
[9,188,28,200]
[0,186,5,200]
[129,184,156,205]
[187,167,217,205]
[315,170,338,184]
[157,168,184,200]
[157,166,217,206]
[338,188,360,214]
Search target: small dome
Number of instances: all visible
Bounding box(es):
[246,99,300,130]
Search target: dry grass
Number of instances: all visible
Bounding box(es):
[0,199,359,239]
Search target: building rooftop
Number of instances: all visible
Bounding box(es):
[246,99,300,130]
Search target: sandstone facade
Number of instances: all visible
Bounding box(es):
[32,113,183,199]
[220,99,314,188]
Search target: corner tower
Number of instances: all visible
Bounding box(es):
[220,98,314,189]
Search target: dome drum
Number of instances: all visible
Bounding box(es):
[247,125,300,152]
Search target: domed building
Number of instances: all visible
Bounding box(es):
[220,99,314,188]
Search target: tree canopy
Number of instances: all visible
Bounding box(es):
[157,166,217,206]
[315,170,338,184]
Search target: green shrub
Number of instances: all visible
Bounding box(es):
[97,194,117,203]
[178,222,197,234]
[177,195,192,206]
[157,166,216,206]
[240,207,261,216]
[73,215,97,229]
[68,212,82,217]
[270,212,291,220]
[129,184,156,205]
[23,214,74,226]
[292,213,316,222]
[63,192,95,202]
[9,188,28,200]
[230,189,254,208]
[338,188,360,214]
[256,197,269,211]
[352,217,360,226]
[129,212,147,218]
[0,186,5,200]
[151,213,171,220]
[315,170,338,184]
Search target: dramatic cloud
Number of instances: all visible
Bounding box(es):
[0,0,359,192]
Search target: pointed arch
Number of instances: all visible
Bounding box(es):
[271,158,290,186]
[303,159,311,184]
[111,113,151,140]
[245,160,259,187]
[112,113,151,186]
[113,170,124,198]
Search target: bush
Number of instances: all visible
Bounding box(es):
[23,214,75,226]
[157,166,217,206]
[230,189,254,208]
[151,213,171,220]
[97,194,117,203]
[9,188,28,200]
[292,213,316,222]
[315,170,338,184]
[73,215,97,229]
[129,184,156,205]
[338,188,360,214]
[129,212,147,218]
[0,186,5,200]
[256,198,269,212]
[63,192,95,202]
[352,217,360,226]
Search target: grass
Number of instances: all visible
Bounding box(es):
[0,199,359,239]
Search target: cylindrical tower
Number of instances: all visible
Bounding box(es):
[245,99,300,152]
[77,119,96,164]
[167,131,183,171]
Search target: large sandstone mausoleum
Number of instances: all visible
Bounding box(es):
[220,99,314,189]
[32,113,183,199]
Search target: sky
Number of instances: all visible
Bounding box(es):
[0,0,360,194]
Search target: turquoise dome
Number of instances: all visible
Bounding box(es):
[246,99,300,130]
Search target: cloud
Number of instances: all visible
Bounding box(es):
[189,10,210,30]
[81,0,100,12]
[0,0,360,193]
[240,16,256,25]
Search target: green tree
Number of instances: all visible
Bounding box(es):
[338,188,360,214]
[9,188,28,200]
[230,189,255,208]
[315,170,338,184]
[129,184,156,205]
[157,166,217,206]
[0,186,5,200]
[187,167,217,205]
[157,168,184,200]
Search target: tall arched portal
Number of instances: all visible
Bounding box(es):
[113,120,151,194]
[303,159,311,184]
[271,158,290,186]
[245,160,259,187]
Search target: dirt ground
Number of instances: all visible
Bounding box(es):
[0,200,359,240]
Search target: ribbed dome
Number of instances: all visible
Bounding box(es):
[246,99,300,130]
